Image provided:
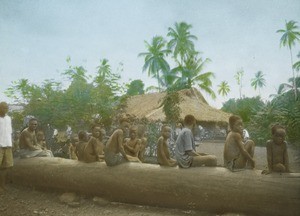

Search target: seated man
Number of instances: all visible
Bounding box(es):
[69,133,79,160]
[175,115,217,168]
[83,124,105,162]
[157,125,177,167]
[124,126,141,157]
[19,118,53,158]
[262,124,290,174]
[104,116,140,166]
[223,115,255,171]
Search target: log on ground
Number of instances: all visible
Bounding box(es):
[11,157,300,216]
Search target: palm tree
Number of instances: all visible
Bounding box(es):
[293,51,300,72]
[234,69,244,98]
[167,22,198,65]
[138,36,171,92]
[277,20,300,100]
[251,71,266,95]
[218,81,230,97]
[173,54,216,99]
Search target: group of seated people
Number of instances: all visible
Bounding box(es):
[16,114,290,175]
[157,114,290,174]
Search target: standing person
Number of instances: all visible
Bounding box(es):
[223,115,255,171]
[175,114,217,168]
[19,118,53,158]
[104,116,140,166]
[157,125,177,167]
[0,102,13,193]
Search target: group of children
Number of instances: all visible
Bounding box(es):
[156,114,290,174]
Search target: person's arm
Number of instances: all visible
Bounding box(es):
[283,142,291,172]
[266,141,273,172]
[235,133,255,168]
[24,132,40,150]
[117,130,128,160]
[183,130,199,156]
[133,139,141,155]
[157,139,171,166]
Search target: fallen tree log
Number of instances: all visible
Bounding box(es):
[12,157,300,216]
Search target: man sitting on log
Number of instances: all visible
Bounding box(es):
[175,114,217,168]
[262,124,290,174]
[104,116,140,166]
[157,125,177,167]
[75,130,89,162]
[19,118,53,158]
[83,124,105,162]
[224,115,255,171]
[69,133,78,160]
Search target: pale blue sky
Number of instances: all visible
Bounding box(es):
[1,0,300,108]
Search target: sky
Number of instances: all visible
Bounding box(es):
[1,0,300,109]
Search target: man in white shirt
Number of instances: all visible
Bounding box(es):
[0,102,13,193]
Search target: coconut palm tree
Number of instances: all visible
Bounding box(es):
[138,36,171,92]
[234,69,244,98]
[167,22,197,65]
[277,20,300,100]
[251,71,266,95]
[172,54,216,99]
[218,81,230,97]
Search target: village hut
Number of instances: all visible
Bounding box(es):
[125,88,231,130]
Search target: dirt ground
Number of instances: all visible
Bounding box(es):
[1,141,299,216]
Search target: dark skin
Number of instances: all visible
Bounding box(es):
[223,118,255,169]
[157,126,177,167]
[124,128,141,157]
[262,128,290,174]
[84,126,105,162]
[19,120,40,151]
[105,121,140,162]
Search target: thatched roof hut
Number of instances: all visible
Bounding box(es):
[125,88,231,127]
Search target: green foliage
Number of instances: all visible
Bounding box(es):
[161,90,182,124]
[251,71,266,94]
[221,97,265,124]
[218,81,230,97]
[5,58,125,131]
[126,79,145,96]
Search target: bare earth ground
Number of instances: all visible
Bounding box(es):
[1,141,299,216]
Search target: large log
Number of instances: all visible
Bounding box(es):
[12,157,300,216]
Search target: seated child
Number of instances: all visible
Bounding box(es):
[84,124,105,162]
[75,130,89,162]
[36,131,47,150]
[69,133,79,160]
[262,124,290,174]
[157,125,177,167]
[138,125,147,162]
[224,115,255,171]
[104,116,140,166]
[124,126,141,157]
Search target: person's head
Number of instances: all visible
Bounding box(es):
[161,125,171,139]
[78,130,88,142]
[184,115,196,129]
[229,115,243,135]
[91,124,102,138]
[70,133,79,145]
[119,116,130,135]
[28,118,38,131]
[0,101,9,117]
[36,130,45,141]
[129,126,138,139]
[271,124,286,145]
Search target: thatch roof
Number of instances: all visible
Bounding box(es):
[125,88,231,124]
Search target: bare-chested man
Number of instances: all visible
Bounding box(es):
[104,116,140,166]
[19,118,53,158]
[75,130,89,162]
[84,124,105,162]
[223,115,255,171]
[157,125,177,167]
[124,126,141,157]
[262,124,290,174]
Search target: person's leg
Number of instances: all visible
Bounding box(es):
[191,155,217,167]
[245,140,255,157]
